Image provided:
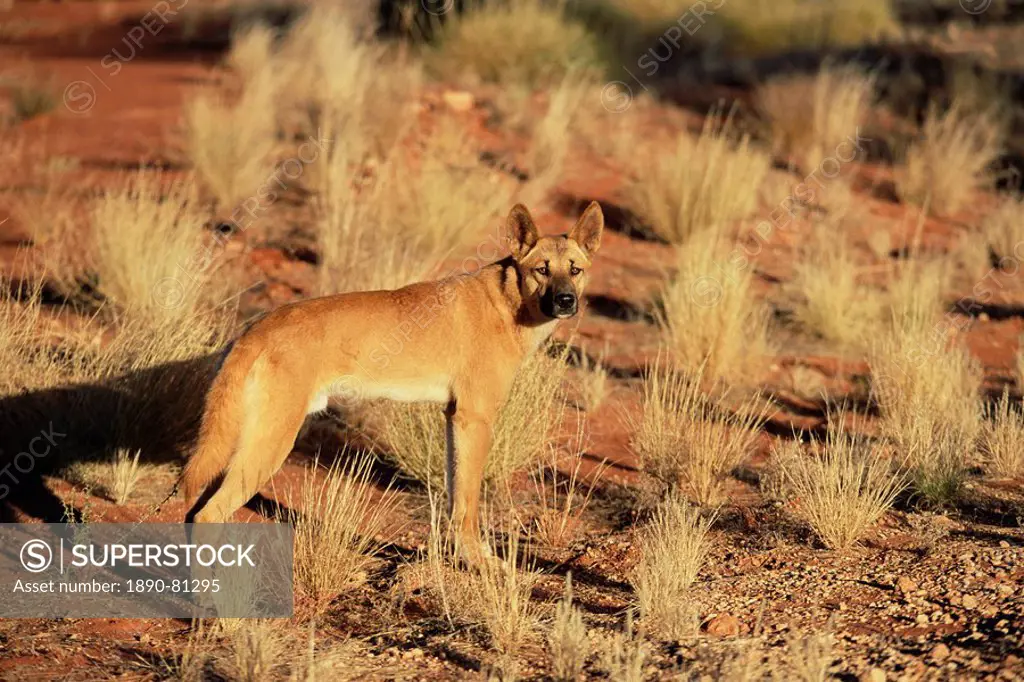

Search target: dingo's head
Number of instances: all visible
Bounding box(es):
[506,201,604,320]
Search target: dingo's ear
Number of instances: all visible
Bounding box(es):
[506,203,539,260]
[569,201,604,257]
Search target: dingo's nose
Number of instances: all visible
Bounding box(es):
[554,292,576,310]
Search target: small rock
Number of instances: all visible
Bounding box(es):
[999,540,1009,548]
[962,594,978,609]
[897,576,917,594]
[931,643,950,661]
[442,90,475,112]
[916,613,929,625]
[862,667,886,682]
[704,613,741,637]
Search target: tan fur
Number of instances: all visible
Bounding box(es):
[184,202,604,560]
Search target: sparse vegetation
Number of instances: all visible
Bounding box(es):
[632,359,765,504]
[773,423,906,549]
[789,234,883,350]
[632,494,712,639]
[981,389,1024,478]
[658,231,775,386]
[548,574,589,681]
[628,112,770,244]
[896,103,1005,216]
[283,453,396,615]
[981,195,1024,263]
[182,73,277,213]
[871,313,982,506]
[758,64,874,171]
[109,448,142,505]
[431,0,600,85]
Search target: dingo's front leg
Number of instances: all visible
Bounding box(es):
[445,398,498,565]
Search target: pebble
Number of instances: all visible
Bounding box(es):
[862,668,886,682]
[931,643,950,661]
[962,594,978,609]
[896,576,917,594]
[704,613,741,637]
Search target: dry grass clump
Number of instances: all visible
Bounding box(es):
[658,232,774,386]
[631,360,765,505]
[281,453,396,615]
[90,173,222,325]
[785,629,835,682]
[548,574,589,681]
[599,613,647,682]
[981,389,1024,478]
[758,64,874,171]
[379,346,568,490]
[716,0,898,56]
[431,0,600,85]
[403,507,539,677]
[772,424,906,550]
[9,76,57,122]
[182,73,277,212]
[629,113,770,244]
[575,349,610,412]
[520,69,594,206]
[276,6,421,158]
[632,494,712,640]
[225,22,277,88]
[789,235,884,350]
[532,434,603,548]
[109,448,142,505]
[896,103,1005,216]
[870,315,982,506]
[315,119,510,296]
[981,195,1024,263]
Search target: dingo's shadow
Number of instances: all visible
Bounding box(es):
[0,353,222,522]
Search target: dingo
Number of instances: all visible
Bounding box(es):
[182,201,603,560]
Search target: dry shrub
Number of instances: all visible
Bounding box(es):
[276,6,421,158]
[785,629,835,682]
[981,389,1024,478]
[282,453,395,614]
[379,345,568,489]
[885,257,950,330]
[789,234,883,350]
[431,0,600,85]
[758,64,874,171]
[659,232,774,386]
[629,113,770,244]
[226,619,285,682]
[896,103,1005,216]
[316,119,511,296]
[772,424,905,550]
[532,431,604,548]
[405,504,539,676]
[548,573,589,681]
[870,315,982,506]
[631,360,765,505]
[182,72,277,212]
[599,613,647,682]
[575,349,610,412]
[110,448,142,505]
[9,75,57,122]
[520,69,593,206]
[226,22,276,88]
[716,0,898,56]
[981,195,1024,263]
[632,494,712,640]
[90,173,224,325]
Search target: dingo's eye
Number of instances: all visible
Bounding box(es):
[535,265,550,276]
[570,265,583,276]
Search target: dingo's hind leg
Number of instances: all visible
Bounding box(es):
[192,401,307,523]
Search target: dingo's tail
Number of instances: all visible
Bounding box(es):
[182,342,256,499]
